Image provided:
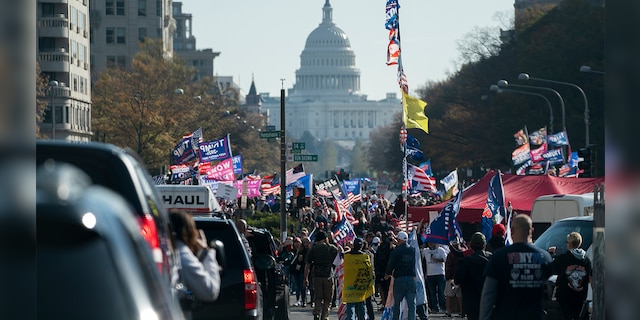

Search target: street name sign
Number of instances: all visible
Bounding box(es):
[293,154,318,162]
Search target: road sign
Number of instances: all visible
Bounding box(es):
[260,131,280,139]
[289,149,302,154]
[293,154,318,162]
[291,142,305,150]
[266,125,276,131]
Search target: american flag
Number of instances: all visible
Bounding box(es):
[332,191,357,224]
[408,163,437,192]
[261,184,280,196]
[395,219,421,232]
[285,164,305,186]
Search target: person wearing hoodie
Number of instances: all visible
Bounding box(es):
[486,224,506,253]
[551,232,592,320]
[455,233,492,320]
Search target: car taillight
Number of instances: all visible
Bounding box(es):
[137,214,164,273]
[243,268,258,311]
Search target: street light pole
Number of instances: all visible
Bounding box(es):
[48,80,59,140]
[518,73,590,147]
[497,80,566,132]
[579,65,605,75]
[490,85,554,133]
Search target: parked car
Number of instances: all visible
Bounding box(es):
[36,141,179,288]
[246,227,290,320]
[37,162,185,320]
[192,217,262,320]
[534,215,594,320]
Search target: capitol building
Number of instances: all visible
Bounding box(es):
[259,0,400,150]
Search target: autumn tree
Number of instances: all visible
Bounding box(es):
[36,62,49,139]
[366,111,404,178]
[349,139,369,177]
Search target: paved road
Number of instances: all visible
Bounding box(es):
[287,293,466,319]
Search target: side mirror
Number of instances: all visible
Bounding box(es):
[209,240,226,275]
[254,254,276,270]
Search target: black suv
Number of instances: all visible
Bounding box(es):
[193,217,262,320]
[246,227,290,320]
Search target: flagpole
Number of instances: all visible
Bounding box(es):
[279,82,287,243]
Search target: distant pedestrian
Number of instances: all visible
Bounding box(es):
[444,241,465,317]
[479,215,552,320]
[384,231,416,320]
[305,231,338,320]
[423,241,447,313]
[551,232,592,320]
[455,232,492,320]
[486,223,506,253]
[343,238,374,320]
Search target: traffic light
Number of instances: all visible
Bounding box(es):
[577,145,596,177]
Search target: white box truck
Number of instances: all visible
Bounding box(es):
[530,193,594,239]
[156,185,222,214]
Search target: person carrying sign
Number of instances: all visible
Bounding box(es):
[342,237,375,320]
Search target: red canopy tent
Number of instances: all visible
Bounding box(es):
[408,171,604,224]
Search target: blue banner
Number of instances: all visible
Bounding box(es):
[424,191,463,245]
[341,180,361,195]
[541,148,565,165]
[198,135,232,162]
[331,216,356,247]
[291,174,313,196]
[171,135,196,164]
[418,159,432,176]
[548,130,569,147]
[232,155,243,174]
[481,173,506,240]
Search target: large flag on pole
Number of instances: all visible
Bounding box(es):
[424,191,463,245]
[481,172,507,241]
[402,92,429,134]
[409,230,429,308]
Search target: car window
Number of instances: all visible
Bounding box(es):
[534,219,593,256]
[196,221,248,269]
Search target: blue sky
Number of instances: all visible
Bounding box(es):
[180,0,514,100]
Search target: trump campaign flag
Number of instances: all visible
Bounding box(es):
[198,134,232,163]
[424,191,463,245]
[481,172,506,241]
[205,157,235,181]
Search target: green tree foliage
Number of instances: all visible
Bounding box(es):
[412,0,603,175]
[349,139,368,177]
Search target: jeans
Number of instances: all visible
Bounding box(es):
[426,274,446,312]
[346,301,366,320]
[292,272,306,303]
[392,276,417,320]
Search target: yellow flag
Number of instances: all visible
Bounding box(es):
[342,254,375,303]
[402,92,429,134]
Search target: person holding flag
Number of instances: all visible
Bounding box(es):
[342,237,375,320]
[384,231,417,320]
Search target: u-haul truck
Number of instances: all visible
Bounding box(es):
[156,185,222,214]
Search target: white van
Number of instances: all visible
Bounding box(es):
[156,185,222,214]
[531,193,594,239]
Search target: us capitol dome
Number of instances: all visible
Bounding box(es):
[260,0,399,148]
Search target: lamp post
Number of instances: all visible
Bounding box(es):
[48,80,59,140]
[497,79,566,131]
[579,65,605,75]
[490,84,554,133]
[518,73,590,147]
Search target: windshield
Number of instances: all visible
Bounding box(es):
[534,219,593,256]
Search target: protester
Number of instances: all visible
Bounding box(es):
[374,233,393,311]
[479,214,553,320]
[423,241,447,313]
[444,241,466,317]
[235,219,252,258]
[290,237,307,307]
[170,210,221,318]
[551,231,592,320]
[304,231,339,320]
[343,238,374,320]
[486,223,506,253]
[384,231,417,320]
[455,232,492,320]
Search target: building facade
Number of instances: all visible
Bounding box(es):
[172,1,220,82]
[261,0,400,149]
[37,0,93,141]
[89,0,175,74]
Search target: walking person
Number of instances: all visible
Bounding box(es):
[384,231,417,320]
[304,231,339,320]
[479,214,553,320]
[444,241,465,317]
[551,232,592,320]
[343,238,375,320]
[290,237,308,307]
[486,223,506,253]
[423,241,447,313]
[455,232,492,320]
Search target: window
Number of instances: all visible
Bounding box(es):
[156,0,162,16]
[138,0,147,16]
[106,28,114,44]
[116,0,125,15]
[116,27,126,44]
[105,0,114,15]
[138,28,147,42]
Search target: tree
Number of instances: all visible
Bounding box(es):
[456,25,503,64]
[36,62,48,139]
[366,111,404,177]
[349,139,368,177]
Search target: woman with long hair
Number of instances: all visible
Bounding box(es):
[170,210,221,303]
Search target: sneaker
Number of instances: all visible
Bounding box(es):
[293,301,301,307]
[301,302,306,307]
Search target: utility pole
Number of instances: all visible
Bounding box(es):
[279,79,287,242]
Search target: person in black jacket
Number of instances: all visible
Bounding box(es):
[455,232,491,320]
[384,231,416,320]
[551,232,592,320]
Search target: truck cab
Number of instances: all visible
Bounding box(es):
[531,193,594,239]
